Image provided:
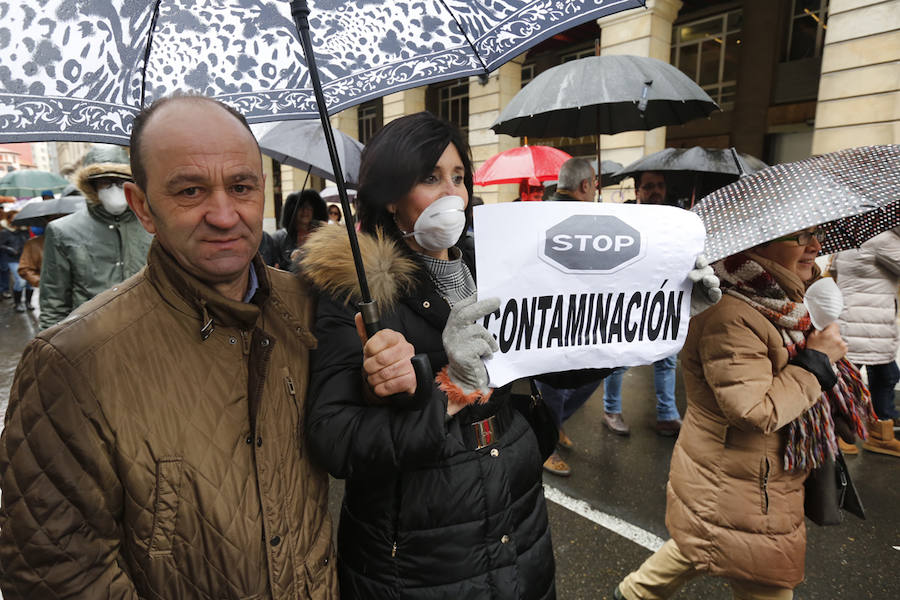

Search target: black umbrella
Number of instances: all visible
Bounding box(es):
[589,159,625,188]
[491,55,719,168]
[692,145,900,262]
[11,196,86,227]
[612,146,768,206]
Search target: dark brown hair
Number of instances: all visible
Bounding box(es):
[356,111,473,241]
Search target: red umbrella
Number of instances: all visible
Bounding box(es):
[474,145,572,186]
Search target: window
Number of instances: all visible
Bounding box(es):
[785,0,828,61]
[434,78,469,135]
[521,63,535,88]
[357,99,383,145]
[560,47,595,63]
[671,10,742,109]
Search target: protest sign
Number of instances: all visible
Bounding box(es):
[474,202,706,387]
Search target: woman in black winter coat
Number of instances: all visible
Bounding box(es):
[301,112,557,600]
[269,189,327,268]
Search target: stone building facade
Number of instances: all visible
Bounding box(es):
[264,0,898,213]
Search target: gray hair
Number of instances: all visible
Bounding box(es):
[557,157,594,191]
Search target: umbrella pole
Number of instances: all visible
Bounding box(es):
[290,0,379,334]
[595,106,602,202]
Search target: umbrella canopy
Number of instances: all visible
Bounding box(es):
[320,186,357,201]
[474,146,572,186]
[253,121,364,184]
[693,145,900,262]
[612,146,768,203]
[11,196,87,227]
[589,159,625,187]
[0,170,68,198]
[491,55,718,138]
[0,0,644,145]
[613,147,767,181]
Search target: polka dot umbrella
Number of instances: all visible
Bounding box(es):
[692,145,900,262]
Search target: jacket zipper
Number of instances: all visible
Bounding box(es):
[285,375,302,458]
[391,477,402,559]
[761,457,770,514]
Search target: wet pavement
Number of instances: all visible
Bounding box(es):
[2,298,898,598]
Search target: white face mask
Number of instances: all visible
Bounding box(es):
[97,184,128,215]
[401,195,466,252]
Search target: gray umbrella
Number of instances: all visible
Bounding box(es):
[612,146,768,205]
[11,196,86,227]
[613,147,767,181]
[589,159,625,187]
[253,121,365,185]
[492,55,718,138]
[692,145,900,262]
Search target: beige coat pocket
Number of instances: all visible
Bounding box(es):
[148,456,183,558]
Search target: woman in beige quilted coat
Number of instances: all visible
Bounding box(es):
[615,228,850,600]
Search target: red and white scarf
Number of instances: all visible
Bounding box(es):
[714,253,873,471]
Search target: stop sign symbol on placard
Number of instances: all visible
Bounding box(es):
[541,215,644,273]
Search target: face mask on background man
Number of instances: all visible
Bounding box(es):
[97,182,129,215]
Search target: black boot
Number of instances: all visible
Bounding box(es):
[25,288,34,310]
[13,290,25,312]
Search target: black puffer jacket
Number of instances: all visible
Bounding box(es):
[301,226,555,600]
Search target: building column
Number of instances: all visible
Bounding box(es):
[330,105,359,142]
[812,0,900,153]
[468,58,524,204]
[597,0,682,199]
[383,88,427,124]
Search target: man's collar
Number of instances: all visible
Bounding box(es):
[242,262,259,303]
[146,239,270,333]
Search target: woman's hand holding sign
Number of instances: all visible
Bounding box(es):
[438,295,501,416]
[688,255,722,316]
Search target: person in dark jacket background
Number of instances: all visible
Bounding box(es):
[300,112,558,600]
[271,189,327,268]
[0,211,30,312]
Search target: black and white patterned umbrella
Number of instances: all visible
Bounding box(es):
[692,145,900,262]
[0,0,643,145]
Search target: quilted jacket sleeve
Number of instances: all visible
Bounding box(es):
[0,339,139,599]
[38,225,73,330]
[307,293,449,479]
[870,227,900,276]
[697,308,822,434]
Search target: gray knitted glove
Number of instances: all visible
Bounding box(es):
[442,295,501,396]
[689,255,722,317]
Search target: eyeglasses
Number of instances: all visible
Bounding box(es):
[772,228,826,246]
[639,182,666,192]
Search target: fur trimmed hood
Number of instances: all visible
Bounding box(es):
[298,225,421,309]
[76,163,132,205]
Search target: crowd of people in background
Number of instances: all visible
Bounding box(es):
[0,97,896,600]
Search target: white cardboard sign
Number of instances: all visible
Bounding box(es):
[474,202,706,387]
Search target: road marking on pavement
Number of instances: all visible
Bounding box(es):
[544,485,665,553]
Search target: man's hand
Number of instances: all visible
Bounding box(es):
[806,322,848,363]
[355,313,417,398]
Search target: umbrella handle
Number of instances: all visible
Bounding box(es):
[360,299,434,408]
[359,300,381,338]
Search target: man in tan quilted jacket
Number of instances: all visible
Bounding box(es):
[0,95,339,599]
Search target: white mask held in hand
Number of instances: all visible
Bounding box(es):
[401,195,466,252]
[804,278,844,330]
[97,183,128,215]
